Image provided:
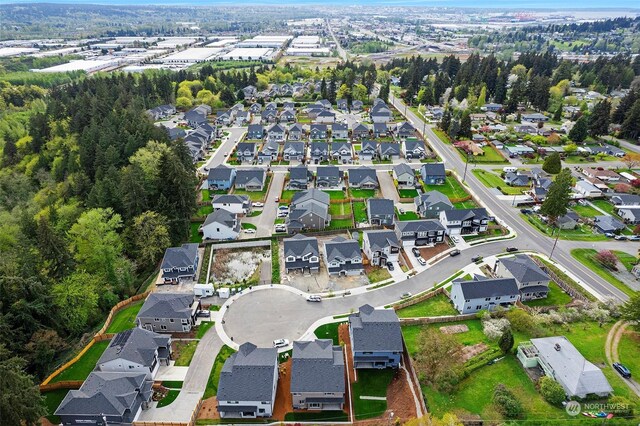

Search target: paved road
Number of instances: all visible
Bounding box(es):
[198,127,246,174]
[251,171,285,237]
[327,18,348,62]
[388,92,631,303]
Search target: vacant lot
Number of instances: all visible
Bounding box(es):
[210,248,268,285]
[572,204,601,218]
[523,214,606,242]
[396,293,458,318]
[423,177,469,201]
[173,340,198,366]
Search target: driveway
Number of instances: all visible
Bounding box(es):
[243,170,285,237]
[377,170,399,202]
[199,127,246,173]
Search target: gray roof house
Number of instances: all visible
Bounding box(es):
[348,167,378,189]
[146,104,176,121]
[217,342,278,419]
[288,123,304,141]
[378,142,400,159]
[316,110,336,124]
[323,236,363,276]
[367,198,394,226]
[336,98,348,111]
[160,243,199,284]
[288,165,312,190]
[348,305,403,369]
[373,122,388,138]
[258,139,280,164]
[421,163,446,185]
[352,123,370,139]
[331,122,348,139]
[291,340,345,410]
[439,208,491,235]
[415,190,453,219]
[449,276,520,314]
[235,142,257,163]
[55,372,153,425]
[202,208,240,241]
[504,172,530,187]
[279,109,296,123]
[309,141,330,163]
[394,219,446,247]
[287,189,331,232]
[593,215,625,234]
[96,328,172,379]
[403,139,426,159]
[393,163,415,188]
[267,123,287,141]
[207,164,236,191]
[557,211,580,230]
[316,166,343,189]
[283,141,306,161]
[610,194,640,207]
[212,194,252,215]
[517,336,613,398]
[395,121,415,139]
[362,230,401,266]
[137,293,200,333]
[284,234,320,274]
[619,208,640,224]
[310,124,328,140]
[497,255,551,301]
[331,141,353,162]
[352,100,363,111]
[247,124,264,140]
[235,169,266,191]
[358,140,378,161]
[370,104,392,123]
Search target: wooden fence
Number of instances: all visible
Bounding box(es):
[399,313,477,325]
[530,257,589,302]
[393,287,449,311]
[39,380,83,392]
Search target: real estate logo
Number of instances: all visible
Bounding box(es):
[565,400,581,416]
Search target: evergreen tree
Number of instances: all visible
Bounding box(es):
[448,118,460,140]
[542,152,562,174]
[588,100,611,138]
[439,108,451,132]
[498,329,514,354]
[553,102,563,121]
[477,85,487,109]
[620,98,640,141]
[459,111,472,139]
[379,80,390,102]
[494,72,508,104]
[0,346,46,426]
[540,168,573,224]
[320,78,327,99]
[612,89,636,123]
[568,116,588,142]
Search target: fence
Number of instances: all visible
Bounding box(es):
[392,287,448,311]
[39,380,83,392]
[399,313,477,325]
[133,399,202,426]
[530,257,589,302]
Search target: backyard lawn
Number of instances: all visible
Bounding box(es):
[313,322,344,345]
[352,369,394,420]
[174,341,198,366]
[280,189,300,201]
[329,202,353,216]
[201,189,211,202]
[396,210,419,221]
[51,340,110,382]
[196,205,213,218]
[353,201,367,223]
[349,188,377,199]
[423,177,469,201]
[398,188,419,198]
[571,249,635,298]
[523,214,606,242]
[233,175,272,201]
[591,200,617,216]
[472,145,508,163]
[572,204,601,218]
[204,345,235,398]
[284,412,348,422]
[42,388,69,422]
[106,300,143,333]
[453,200,478,209]
[328,218,353,229]
[522,281,573,307]
[190,222,203,243]
[323,190,347,200]
[396,293,458,318]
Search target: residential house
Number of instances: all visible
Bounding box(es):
[160,243,199,284]
[288,165,312,190]
[235,169,266,191]
[366,198,394,226]
[522,113,549,123]
[517,336,612,398]
[291,340,345,410]
[215,110,234,126]
[497,255,551,301]
[185,105,210,127]
[283,101,295,111]
[331,141,353,162]
[283,234,320,274]
[584,144,625,157]
[619,208,640,224]
[415,190,453,219]
[336,98,348,112]
[309,141,330,163]
[482,103,503,112]
[395,122,415,139]
[247,124,264,140]
[264,102,278,112]
[504,171,530,187]
[136,293,200,333]
[243,85,257,99]
[370,103,393,123]
[348,167,378,189]
[207,165,237,191]
[557,212,580,230]
[217,342,278,419]
[574,180,602,198]
[286,189,331,232]
[351,100,363,111]
[358,140,378,161]
[235,142,257,163]
[373,123,388,138]
[439,208,491,235]
[352,123,370,139]
[449,276,520,314]
[202,209,241,241]
[610,194,640,207]
[318,99,332,109]
[393,163,415,188]
[166,126,186,141]
[394,219,445,247]
[212,194,252,215]
[184,133,206,161]
[331,122,349,139]
[348,304,403,369]
[378,142,400,160]
[288,123,304,141]
[316,110,336,124]
[261,109,278,124]
[258,140,280,164]
[279,109,296,123]
[582,168,620,182]
[249,103,262,114]
[362,230,401,266]
[267,123,286,141]
[310,124,328,140]
[316,166,343,189]
[420,163,446,185]
[324,236,363,275]
[593,215,625,234]
[235,111,249,126]
[55,372,153,425]
[514,125,538,135]
[146,104,176,120]
[96,328,171,379]
[283,141,305,161]
[403,139,427,159]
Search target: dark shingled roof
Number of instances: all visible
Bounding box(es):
[291,340,345,394]
[349,304,403,353]
[453,277,519,299]
[217,342,277,402]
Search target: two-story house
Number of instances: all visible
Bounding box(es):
[403,139,427,159]
[288,123,304,141]
[362,230,400,266]
[352,123,370,139]
[439,208,490,235]
[310,124,328,140]
[283,141,306,161]
[331,141,353,163]
[323,236,363,276]
[309,141,330,163]
[286,189,331,233]
[288,165,312,190]
[331,122,349,139]
[373,122,388,138]
[283,234,320,274]
[247,124,264,140]
[414,190,453,219]
[394,219,446,247]
[449,276,520,314]
[366,198,394,226]
[348,304,403,369]
[348,167,378,189]
[420,163,446,185]
[378,142,400,160]
[497,255,551,301]
[136,293,201,333]
[160,243,200,284]
[316,166,343,189]
[393,163,415,188]
[212,194,252,215]
[207,165,236,191]
[395,121,415,139]
[267,123,287,141]
[235,142,257,163]
[258,140,280,164]
[358,140,378,161]
[202,209,241,240]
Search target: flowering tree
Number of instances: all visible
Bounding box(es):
[594,250,618,271]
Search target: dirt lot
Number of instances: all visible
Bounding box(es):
[210,248,268,284]
[418,243,451,261]
[271,359,293,421]
[197,397,220,421]
[461,343,489,362]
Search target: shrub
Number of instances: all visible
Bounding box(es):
[506,309,535,333]
[538,376,566,406]
[498,328,514,354]
[609,395,634,417]
[542,152,562,174]
[594,250,618,271]
[493,384,524,419]
[482,318,511,340]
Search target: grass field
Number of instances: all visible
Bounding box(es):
[571,249,635,298]
[352,369,394,420]
[398,188,419,198]
[196,321,215,339]
[280,189,300,201]
[328,218,353,229]
[368,267,392,283]
[323,190,347,200]
[353,201,367,223]
[329,202,353,216]
[523,214,607,242]
[174,341,198,366]
[52,340,110,382]
[204,345,236,398]
[618,330,640,381]
[42,389,68,422]
[349,188,377,199]
[157,390,180,408]
[313,322,344,345]
[423,177,469,201]
[396,294,458,318]
[396,210,420,221]
[190,222,203,243]
[572,204,601,218]
[614,250,637,272]
[522,281,573,307]
[591,200,617,216]
[453,200,478,209]
[460,145,507,163]
[106,301,143,333]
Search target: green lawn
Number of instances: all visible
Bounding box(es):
[349,188,377,199]
[423,177,469,201]
[247,210,261,217]
[313,322,344,345]
[241,222,257,230]
[523,214,607,242]
[106,301,143,333]
[352,369,395,420]
[174,340,198,366]
[522,281,573,307]
[284,411,348,421]
[196,321,215,339]
[329,202,353,216]
[613,251,638,272]
[398,188,419,198]
[156,390,180,408]
[190,222,203,243]
[571,249,636,298]
[233,175,272,201]
[280,189,299,201]
[197,205,214,217]
[396,293,458,318]
[472,170,527,195]
[618,330,640,380]
[396,210,420,221]
[51,340,110,382]
[42,388,69,422]
[204,345,236,398]
[323,190,347,200]
[327,218,353,229]
[368,267,392,283]
[453,200,478,209]
[591,200,617,216]
[479,145,508,163]
[161,381,183,389]
[572,204,601,218]
[432,128,452,144]
[353,201,367,223]
[201,189,212,202]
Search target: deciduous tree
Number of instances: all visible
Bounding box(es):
[414,329,463,392]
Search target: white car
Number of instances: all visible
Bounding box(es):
[277,212,288,218]
[243,228,256,234]
[306,295,322,302]
[273,339,290,348]
[253,202,264,208]
[417,257,427,266]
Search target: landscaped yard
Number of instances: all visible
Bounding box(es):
[352,369,394,420]
[353,201,367,223]
[196,321,215,339]
[398,188,419,198]
[453,200,478,209]
[204,345,235,398]
[327,218,353,229]
[423,177,469,201]
[522,281,573,307]
[201,189,211,202]
[572,204,601,218]
[280,189,299,201]
[329,202,353,216]
[284,412,348,422]
[233,175,272,202]
[106,300,143,333]
[197,205,213,217]
[190,222,203,243]
[523,214,607,242]
[472,169,527,195]
[241,222,257,230]
[591,199,617,216]
[367,267,392,284]
[156,390,180,408]
[396,210,419,221]
[349,188,377,199]
[51,340,110,382]
[613,250,637,272]
[571,249,635,297]
[396,293,458,318]
[174,340,198,366]
[323,190,347,200]
[313,322,344,345]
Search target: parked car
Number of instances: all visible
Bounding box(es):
[243,228,256,234]
[398,208,405,214]
[275,227,287,233]
[401,292,412,299]
[520,209,532,214]
[613,362,631,379]
[273,339,290,348]
[578,199,588,206]
[412,247,421,257]
[505,247,518,252]
[386,261,394,271]
[471,255,483,263]
[278,205,289,210]
[196,310,211,318]
[306,295,322,302]
[449,249,461,257]
[629,235,640,241]
[253,202,264,208]
[417,257,427,266]
[604,232,615,238]
[614,235,627,241]
[451,235,459,243]
[275,197,279,202]
[277,212,288,218]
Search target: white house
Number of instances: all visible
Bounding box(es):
[449,276,520,314]
[574,180,602,198]
[362,230,401,266]
[201,209,240,240]
[211,194,252,215]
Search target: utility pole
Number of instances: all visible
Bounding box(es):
[462,151,470,182]
[549,225,560,260]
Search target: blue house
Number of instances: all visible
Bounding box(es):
[348,304,403,369]
[207,165,236,191]
[421,163,446,185]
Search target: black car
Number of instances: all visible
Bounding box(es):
[449,249,461,257]
[505,247,518,252]
[471,255,483,262]
[613,362,631,379]
[196,310,211,318]
[386,261,394,271]
[412,247,421,258]
[520,209,532,214]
